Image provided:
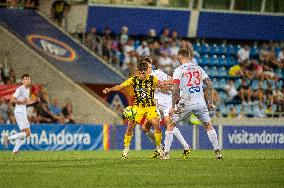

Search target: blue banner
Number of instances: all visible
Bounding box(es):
[223,126,284,149]
[0,124,103,151]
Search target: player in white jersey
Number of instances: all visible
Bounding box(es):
[144,57,191,159]
[3,74,38,154]
[162,49,222,160]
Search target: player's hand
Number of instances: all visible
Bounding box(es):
[103,88,111,94]
[208,104,215,111]
[21,99,28,104]
[169,107,175,116]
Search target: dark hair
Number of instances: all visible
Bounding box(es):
[178,48,190,58]
[137,59,148,72]
[142,56,153,64]
[21,74,30,79]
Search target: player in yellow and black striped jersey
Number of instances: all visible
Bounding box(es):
[103,59,163,158]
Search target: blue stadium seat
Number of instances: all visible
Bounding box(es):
[233,45,241,55]
[251,80,259,90]
[226,44,234,56]
[218,44,226,55]
[201,43,210,54]
[218,67,227,77]
[210,66,218,76]
[236,104,241,114]
[276,68,283,79]
[250,45,259,57]
[275,47,281,56]
[134,40,140,49]
[212,78,219,88]
[219,78,227,88]
[193,43,201,53]
[218,91,227,100]
[235,79,241,89]
[210,44,218,55]
[218,55,226,65]
[203,66,210,75]
[201,54,209,64]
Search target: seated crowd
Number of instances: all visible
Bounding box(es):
[82,26,284,118]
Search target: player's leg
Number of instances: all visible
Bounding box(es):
[4,113,31,154]
[164,116,190,158]
[147,107,163,156]
[162,101,189,159]
[195,106,222,159]
[122,120,135,158]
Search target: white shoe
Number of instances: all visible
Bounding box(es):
[121,146,130,158]
[161,152,170,160]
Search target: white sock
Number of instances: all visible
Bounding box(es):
[8,132,26,140]
[207,128,219,150]
[13,139,25,153]
[173,127,190,150]
[145,129,156,144]
[164,131,174,153]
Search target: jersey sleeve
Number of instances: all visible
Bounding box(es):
[13,88,20,98]
[173,68,181,84]
[121,77,133,87]
[200,67,209,80]
[153,76,159,87]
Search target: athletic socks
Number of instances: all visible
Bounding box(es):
[123,134,133,147]
[145,129,156,144]
[207,128,220,150]
[154,132,162,147]
[13,139,24,153]
[164,131,173,153]
[8,132,26,140]
[173,127,190,150]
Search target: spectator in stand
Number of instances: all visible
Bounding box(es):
[122,39,138,76]
[102,38,112,63]
[266,83,274,105]
[237,45,250,63]
[85,27,102,54]
[24,0,39,9]
[273,87,284,116]
[228,106,237,118]
[277,47,284,68]
[265,105,274,117]
[253,83,265,104]
[136,41,150,57]
[62,99,75,123]
[251,59,278,81]
[158,50,173,75]
[254,103,266,118]
[51,0,69,27]
[171,30,179,42]
[159,27,171,44]
[0,96,9,124]
[147,28,156,44]
[36,102,57,123]
[120,26,129,47]
[49,98,62,116]
[260,50,280,70]
[238,79,252,104]
[224,79,239,102]
[169,40,180,58]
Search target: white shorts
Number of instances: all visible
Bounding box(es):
[14,112,30,130]
[156,96,172,118]
[171,99,210,124]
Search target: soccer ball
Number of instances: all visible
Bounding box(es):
[123,106,137,120]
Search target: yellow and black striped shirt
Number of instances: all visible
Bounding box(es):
[121,75,158,107]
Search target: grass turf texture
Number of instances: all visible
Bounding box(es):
[0,150,284,188]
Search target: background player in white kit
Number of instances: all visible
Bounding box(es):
[162,49,222,160]
[3,74,39,154]
[144,57,191,159]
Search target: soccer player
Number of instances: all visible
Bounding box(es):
[103,59,163,158]
[3,74,39,154]
[162,49,222,160]
[144,57,191,159]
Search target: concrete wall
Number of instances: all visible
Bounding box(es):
[0,26,121,124]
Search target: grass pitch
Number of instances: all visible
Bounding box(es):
[0,150,284,188]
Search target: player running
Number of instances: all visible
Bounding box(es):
[3,74,39,154]
[162,49,223,160]
[144,57,191,159]
[103,59,163,158]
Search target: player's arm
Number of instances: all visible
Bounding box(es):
[204,78,215,111]
[103,77,133,94]
[27,97,40,105]
[10,96,27,105]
